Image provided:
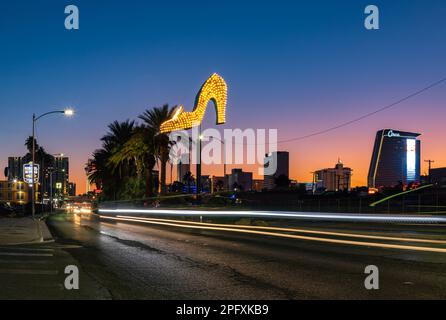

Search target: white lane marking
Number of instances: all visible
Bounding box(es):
[0,252,54,257]
[0,247,54,252]
[0,260,53,264]
[116,215,446,245]
[0,269,58,275]
[100,215,446,253]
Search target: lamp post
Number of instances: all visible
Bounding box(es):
[49,167,53,214]
[31,109,74,219]
[210,136,227,191]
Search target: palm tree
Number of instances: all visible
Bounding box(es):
[88,148,110,191]
[88,120,136,200]
[101,120,135,153]
[139,104,176,195]
[25,136,37,154]
[108,126,157,197]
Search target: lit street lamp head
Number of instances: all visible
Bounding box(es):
[64,108,75,116]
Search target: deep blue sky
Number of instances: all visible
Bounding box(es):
[0,0,445,190]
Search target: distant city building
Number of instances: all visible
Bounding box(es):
[68,182,77,197]
[252,179,264,192]
[200,175,211,193]
[264,151,289,190]
[177,158,191,183]
[315,160,352,192]
[5,153,71,204]
[6,157,24,181]
[228,169,253,191]
[212,176,225,192]
[53,155,69,199]
[368,129,421,188]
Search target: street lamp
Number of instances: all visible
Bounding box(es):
[210,136,227,191]
[31,108,74,219]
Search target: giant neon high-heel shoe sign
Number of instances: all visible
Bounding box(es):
[160,73,228,133]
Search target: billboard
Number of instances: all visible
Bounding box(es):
[23,163,39,184]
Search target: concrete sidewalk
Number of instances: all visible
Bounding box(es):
[0,217,53,245]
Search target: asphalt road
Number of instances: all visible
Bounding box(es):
[2,212,446,299]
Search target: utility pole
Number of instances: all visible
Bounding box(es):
[425,159,435,183]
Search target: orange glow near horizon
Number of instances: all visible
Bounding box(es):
[69,124,446,195]
[67,96,446,195]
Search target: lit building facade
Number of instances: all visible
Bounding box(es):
[264,151,290,190]
[5,154,71,203]
[0,180,29,205]
[315,160,352,192]
[52,155,69,199]
[68,182,76,197]
[368,129,421,188]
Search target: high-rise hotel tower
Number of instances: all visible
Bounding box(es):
[368,129,421,188]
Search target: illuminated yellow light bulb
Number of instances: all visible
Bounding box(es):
[160,73,228,133]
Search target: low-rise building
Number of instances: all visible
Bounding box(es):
[212,176,226,192]
[0,180,29,205]
[315,160,352,192]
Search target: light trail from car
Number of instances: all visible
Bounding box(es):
[114,215,446,244]
[98,208,446,224]
[99,215,446,253]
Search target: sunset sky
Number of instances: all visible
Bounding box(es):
[0,0,445,194]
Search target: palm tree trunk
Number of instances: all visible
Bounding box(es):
[160,155,168,195]
[146,168,153,198]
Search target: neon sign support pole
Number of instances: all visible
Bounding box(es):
[196,124,202,194]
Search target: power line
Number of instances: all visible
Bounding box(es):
[275,76,446,144]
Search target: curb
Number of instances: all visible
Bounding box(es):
[36,220,54,242]
[0,239,55,246]
[0,218,54,246]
